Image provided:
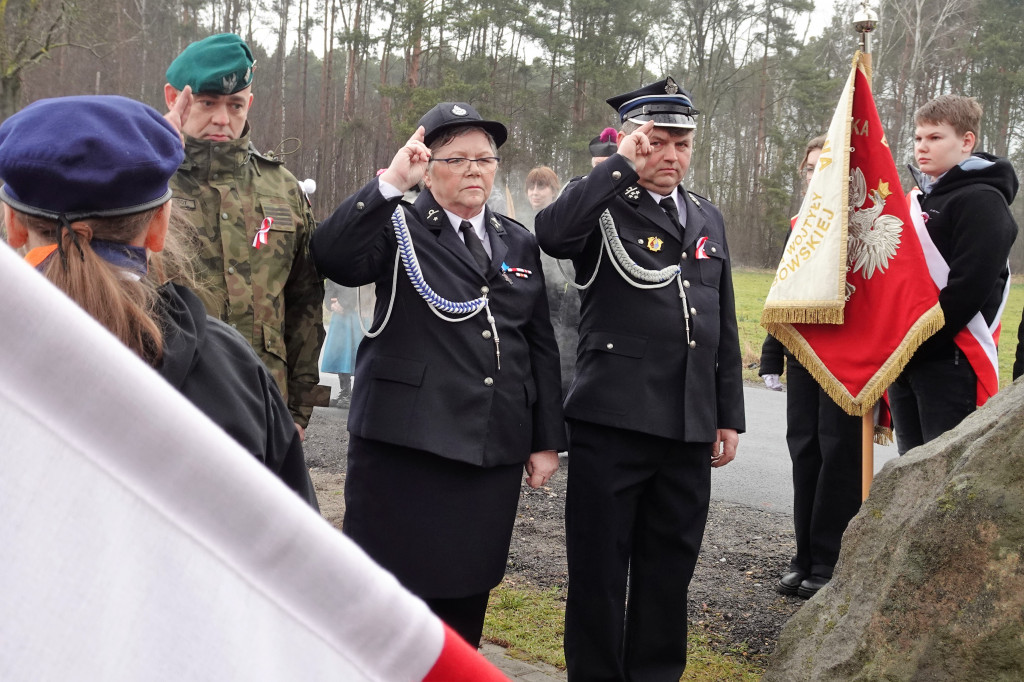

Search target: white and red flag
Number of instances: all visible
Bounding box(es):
[0,243,508,682]
[761,52,944,420]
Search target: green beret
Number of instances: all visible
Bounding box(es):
[166,33,255,95]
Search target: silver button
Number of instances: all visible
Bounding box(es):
[221,212,229,220]
[681,252,688,260]
[482,330,492,339]
[227,266,235,274]
[683,280,690,288]
[606,343,614,350]
[612,170,622,180]
[355,201,365,210]
[688,340,696,348]
[690,307,696,315]
[637,239,644,245]
[711,246,717,254]
[480,286,490,294]
[484,377,494,387]
[212,173,218,181]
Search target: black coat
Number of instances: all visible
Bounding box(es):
[157,282,319,509]
[908,154,1018,363]
[535,154,745,442]
[311,180,567,466]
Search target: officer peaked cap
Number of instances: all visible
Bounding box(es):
[606,77,700,129]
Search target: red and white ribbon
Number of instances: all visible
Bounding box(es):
[695,236,709,259]
[252,216,274,249]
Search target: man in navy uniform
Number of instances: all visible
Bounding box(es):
[536,77,744,681]
[310,103,565,647]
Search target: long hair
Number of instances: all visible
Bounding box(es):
[15,205,198,367]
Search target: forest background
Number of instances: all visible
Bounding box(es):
[2,0,1022,270]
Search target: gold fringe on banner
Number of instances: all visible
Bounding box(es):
[759,306,845,326]
[763,302,945,417]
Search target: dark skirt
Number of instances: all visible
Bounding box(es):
[343,435,524,599]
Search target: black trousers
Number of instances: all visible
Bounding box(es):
[564,420,711,682]
[786,359,863,579]
[888,352,977,455]
[423,592,491,648]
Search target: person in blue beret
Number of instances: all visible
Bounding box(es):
[0,95,319,510]
[163,33,327,441]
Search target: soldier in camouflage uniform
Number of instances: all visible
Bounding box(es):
[163,33,327,438]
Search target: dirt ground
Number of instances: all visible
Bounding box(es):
[303,403,804,664]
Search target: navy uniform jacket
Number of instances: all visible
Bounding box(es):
[535,154,744,442]
[311,180,567,467]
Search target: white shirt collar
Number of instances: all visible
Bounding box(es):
[646,187,684,226]
[445,209,491,256]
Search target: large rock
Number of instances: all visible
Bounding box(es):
[765,378,1024,681]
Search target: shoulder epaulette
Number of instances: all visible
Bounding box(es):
[248,143,285,165]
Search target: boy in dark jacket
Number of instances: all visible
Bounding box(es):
[890,95,1018,454]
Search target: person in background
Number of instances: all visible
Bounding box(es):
[163,33,327,441]
[525,166,559,215]
[320,280,370,407]
[890,95,1017,454]
[589,127,619,167]
[537,77,743,681]
[760,134,862,599]
[311,102,566,647]
[524,165,578,395]
[0,95,319,509]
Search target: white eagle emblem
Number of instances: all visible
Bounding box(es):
[847,166,902,295]
[452,104,467,116]
[222,73,238,93]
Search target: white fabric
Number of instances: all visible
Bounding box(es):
[763,61,854,315]
[0,245,445,681]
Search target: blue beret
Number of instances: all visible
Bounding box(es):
[0,95,184,221]
[606,77,700,129]
[166,33,255,95]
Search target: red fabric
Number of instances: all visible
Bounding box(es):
[954,317,1001,406]
[422,625,510,682]
[790,65,941,405]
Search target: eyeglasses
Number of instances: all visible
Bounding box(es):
[430,156,501,174]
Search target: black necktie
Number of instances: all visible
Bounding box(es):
[459,220,490,271]
[659,197,683,230]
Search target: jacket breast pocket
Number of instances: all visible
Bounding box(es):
[698,238,725,288]
[369,356,426,386]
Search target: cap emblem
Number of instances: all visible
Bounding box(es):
[665,77,678,94]
[451,104,468,116]
[222,73,237,94]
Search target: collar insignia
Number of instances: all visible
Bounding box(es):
[646,236,664,252]
[624,185,641,201]
[427,208,441,223]
[490,216,502,231]
[688,191,701,207]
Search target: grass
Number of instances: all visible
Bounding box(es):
[731,268,1024,389]
[483,582,766,680]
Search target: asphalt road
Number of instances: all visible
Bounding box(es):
[711,385,899,513]
[318,372,899,515]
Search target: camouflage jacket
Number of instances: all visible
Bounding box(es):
[171,127,326,427]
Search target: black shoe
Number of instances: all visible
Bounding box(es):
[777,571,805,596]
[797,575,830,599]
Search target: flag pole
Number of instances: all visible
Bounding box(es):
[854,2,879,501]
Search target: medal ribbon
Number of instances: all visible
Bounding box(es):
[252,216,274,249]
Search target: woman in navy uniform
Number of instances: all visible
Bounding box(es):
[536,78,744,681]
[311,103,565,646]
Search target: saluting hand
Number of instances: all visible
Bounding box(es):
[163,85,193,147]
[379,125,432,192]
[616,119,655,169]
